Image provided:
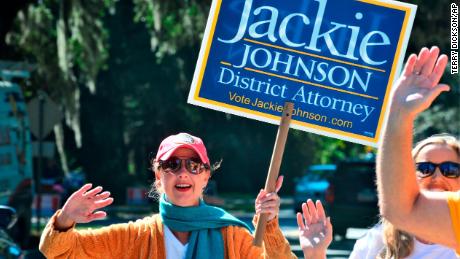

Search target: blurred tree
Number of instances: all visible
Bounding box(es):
[132,0,211,60]
[6,0,115,173]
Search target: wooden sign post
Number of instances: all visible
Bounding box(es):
[253,102,293,246]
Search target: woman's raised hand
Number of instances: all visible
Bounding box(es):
[255,175,283,221]
[297,199,332,259]
[55,183,114,230]
[391,46,449,119]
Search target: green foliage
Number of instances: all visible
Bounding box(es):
[8,0,115,95]
[132,0,211,60]
[7,0,116,151]
[6,4,66,97]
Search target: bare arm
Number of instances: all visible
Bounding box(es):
[377,46,457,248]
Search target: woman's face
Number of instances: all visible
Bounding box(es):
[155,147,210,207]
[415,144,460,192]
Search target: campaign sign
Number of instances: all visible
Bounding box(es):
[188,0,416,146]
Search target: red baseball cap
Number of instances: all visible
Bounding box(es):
[155,133,210,165]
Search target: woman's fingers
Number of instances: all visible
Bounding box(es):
[73,197,113,222]
[421,46,439,76]
[256,207,278,216]
[424,84,450,107]
[60,184,113,224]
[256,198,279,220]
[307,199,319,224]
[302,202,312,226]
[255,189,266,203]
[316,200,326,222]
[256,199,279,210]
[95,191,111,201]
[93,198,114,210]
[429,54,448,86]
[413,47,430,73]
[300,200,329,227]
[402,54,417,77]
[420,47,440,76]
[326,217,332,232]
[83,186,104,198]
[255,176,283,217]
[297,212,306,229]
[62,184,94,216]
[256,195,280,214]
[255,189,279,218]
[258,192,279,202]
[275,175,284,193]
[256,175,283,204]
[75,183,93,196]
[85,211,107,222]
[255,190,264,207]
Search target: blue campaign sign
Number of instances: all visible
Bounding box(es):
[188,0,416,147]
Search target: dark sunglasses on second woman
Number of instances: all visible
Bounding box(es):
[159,157,210,175]
[415,161,460,179]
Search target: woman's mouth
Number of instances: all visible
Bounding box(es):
[175,184,192,192]
[427,184,449,192]
[428,187,448,191]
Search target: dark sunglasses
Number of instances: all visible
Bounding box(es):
[159,157,210,175]
[416,162,460,179]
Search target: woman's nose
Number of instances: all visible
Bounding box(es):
[432,168,443,179]
[177,161,189,177]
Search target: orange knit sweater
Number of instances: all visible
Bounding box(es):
[39,210,296,259]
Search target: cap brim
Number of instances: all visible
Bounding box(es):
[159,144,209,165]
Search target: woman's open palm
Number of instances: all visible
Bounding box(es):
[391,46,449,118]
[61,183,114,224]
[297,199,332,257]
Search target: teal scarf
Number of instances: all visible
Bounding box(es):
[159,194,252,259]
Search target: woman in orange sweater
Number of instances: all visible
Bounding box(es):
[39,132,296,259]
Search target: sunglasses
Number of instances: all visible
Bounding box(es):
[415,162,460,179]
[159,157,210,175]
